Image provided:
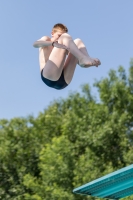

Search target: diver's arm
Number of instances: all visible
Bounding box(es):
[33,40,68,50]
[33,36,52,48]
[33,40,52,48]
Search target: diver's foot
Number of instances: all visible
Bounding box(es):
[79,56,101,68]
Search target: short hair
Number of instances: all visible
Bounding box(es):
[52,23,68,33]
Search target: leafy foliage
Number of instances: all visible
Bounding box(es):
[0,62,133,200]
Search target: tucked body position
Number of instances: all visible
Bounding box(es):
[33,23,101,90]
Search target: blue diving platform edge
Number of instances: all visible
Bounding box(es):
[73,164,133,199]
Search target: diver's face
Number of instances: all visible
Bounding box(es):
[51,30,64,41]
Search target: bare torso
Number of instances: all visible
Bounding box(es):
[39,36,53,71]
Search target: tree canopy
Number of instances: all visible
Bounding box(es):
[0,60,133,200]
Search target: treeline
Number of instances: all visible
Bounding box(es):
[0,62,133,200]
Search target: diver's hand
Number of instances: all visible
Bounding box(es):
[52,41,69,50]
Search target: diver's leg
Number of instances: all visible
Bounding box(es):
[58,33,101,67]
[73,38,101,67]
[74,38,90,57]
[63,38,101,84]
[42,47,67,81]
[63,52,78,84]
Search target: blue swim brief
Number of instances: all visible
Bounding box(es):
[41,69,68,90]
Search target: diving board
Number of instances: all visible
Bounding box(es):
[73,164,133,199]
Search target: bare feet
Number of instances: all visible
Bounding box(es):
[79,56,101,68]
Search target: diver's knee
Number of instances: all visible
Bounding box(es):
[74,38,82,45]
[58,33,72,43]
[42,36,51,41]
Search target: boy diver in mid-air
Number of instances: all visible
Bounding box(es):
[33,23,101,90]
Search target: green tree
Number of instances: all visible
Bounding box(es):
[0,61,133,200]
